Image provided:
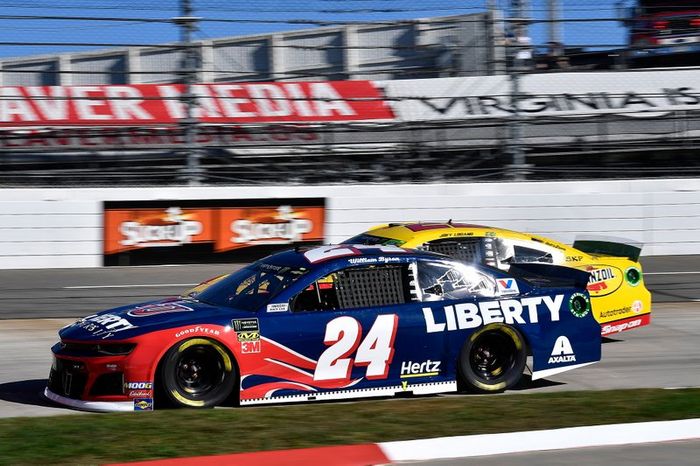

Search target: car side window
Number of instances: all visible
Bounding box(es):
[416,261,496,302]
[291,264,414,312]
[495,239,553,266]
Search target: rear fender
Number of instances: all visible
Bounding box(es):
[519,290,602,380]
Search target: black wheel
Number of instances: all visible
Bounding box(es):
[159,338,237,408]
[458,324,526,393]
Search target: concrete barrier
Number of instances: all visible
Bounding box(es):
[1,178,699,269]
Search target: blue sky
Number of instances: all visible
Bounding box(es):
[0,0,630,59]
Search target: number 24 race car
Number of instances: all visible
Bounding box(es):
[46,245,601,412]
[345,222,652,336]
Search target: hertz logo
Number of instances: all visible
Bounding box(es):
[237,331,260,342]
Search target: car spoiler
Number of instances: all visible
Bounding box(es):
[508,263,591,291]
[572,235,642,261]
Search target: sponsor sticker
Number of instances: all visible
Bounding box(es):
[496,278,519,295]
[423,295,563,333]
[241,340,262,354]
[74,313,137,339]
[586,265,623,297]
[632,300,643,314]
[174,326,221,338]
[568,292,590,318]
[267,303,289,313]
[128,301,193,317]
[237,331,260,342]
[128,390,152,398]
[548,336,576,364]
[134,398,154,411]
[400,360,441,378]
[125,382,153,390]
[232,318,259,333]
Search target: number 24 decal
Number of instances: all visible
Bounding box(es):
[314,314,398,382]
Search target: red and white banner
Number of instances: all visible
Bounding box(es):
[0,81,394,126]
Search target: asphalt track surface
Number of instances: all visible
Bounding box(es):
[0,255,697,319]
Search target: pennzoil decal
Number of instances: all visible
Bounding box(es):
[585,265,623,297]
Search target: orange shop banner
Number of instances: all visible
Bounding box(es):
[103,199,325,265]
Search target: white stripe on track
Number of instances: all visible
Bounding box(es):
[63,283,195,289]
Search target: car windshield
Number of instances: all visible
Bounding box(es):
[342,233,405,247]
[195,262,308,311]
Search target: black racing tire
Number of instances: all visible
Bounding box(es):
[159,338,237,408]
[458,324,526,393]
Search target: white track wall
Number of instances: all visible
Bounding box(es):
[0,178,699,269]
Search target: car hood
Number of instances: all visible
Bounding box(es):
[58,297,251,341]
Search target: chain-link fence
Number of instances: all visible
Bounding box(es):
[1,1,699,186]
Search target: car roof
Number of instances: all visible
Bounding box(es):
[364,222,536,243]
[261,244,450,268]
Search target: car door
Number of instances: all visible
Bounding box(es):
[249,261,448,401]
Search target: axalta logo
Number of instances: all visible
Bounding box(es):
[400,360,441,377]
[120,207,202,247]
[548,336,576,364]
[231,205,312,245]
[423,295,563,333]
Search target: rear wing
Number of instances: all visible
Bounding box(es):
[572,235,643,261]
[509,263,591,291]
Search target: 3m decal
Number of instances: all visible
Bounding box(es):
[497,278,519,295]
[568,293,591,318]
[314,314,398,382]
[548,336,576,364]
[423,295,563,333]
[128,301,193,317]
[241,340,262,354]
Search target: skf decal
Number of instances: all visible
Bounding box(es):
[133,398,154,411]
[128,301,193,317]
[497,278,519,295]
[400,360,441,378]
[423,295,563,333]
[548,336,576,364]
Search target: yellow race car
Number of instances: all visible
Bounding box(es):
[343,222,651,336]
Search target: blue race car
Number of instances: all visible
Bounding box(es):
[46,245,600,411]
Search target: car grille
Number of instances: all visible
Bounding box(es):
[48,358,88,399]
[89,372,125,396]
